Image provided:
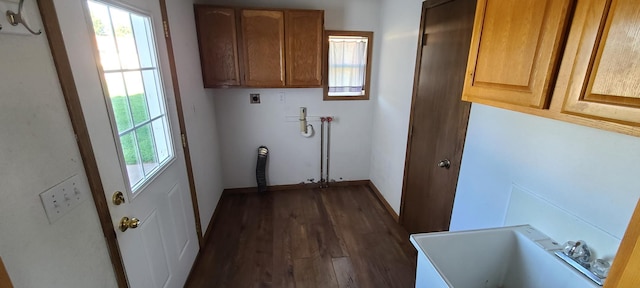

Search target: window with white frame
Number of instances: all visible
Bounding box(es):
[88,0,174,192]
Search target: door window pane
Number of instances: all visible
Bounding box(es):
[109,7,140,69]
[123,71,150,125]
[88,1,120,71]
[136,123,159,174]
[105,72,133,132]
[88,0,175,193]
[151,118,171,163]
[131,14,156,68]
[120,132,144,186]
[142,70,164,118]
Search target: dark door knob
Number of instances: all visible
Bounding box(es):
[438,159,451,169]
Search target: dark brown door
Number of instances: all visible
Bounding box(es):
[400,0,476,234]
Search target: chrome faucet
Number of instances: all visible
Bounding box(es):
[555,240,610,286]
[565,240,592,266]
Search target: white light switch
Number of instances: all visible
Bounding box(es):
[40,174,88,224]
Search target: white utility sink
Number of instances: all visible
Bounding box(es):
[410,225,600,288]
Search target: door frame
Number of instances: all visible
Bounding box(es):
[0,257,13,288]
[37,0,203,286]
[399,0,472,226]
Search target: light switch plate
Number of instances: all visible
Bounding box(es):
[40,174,88,224]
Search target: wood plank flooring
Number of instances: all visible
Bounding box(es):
[185,185,417,288]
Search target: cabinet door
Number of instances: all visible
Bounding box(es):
[285,10,324,87]
[462,0,573,108]
[240,10,285,87]
[194,6,240,87]
[562,0,640,126]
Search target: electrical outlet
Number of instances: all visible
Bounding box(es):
[250,93,260,104]
[39,174,88,224]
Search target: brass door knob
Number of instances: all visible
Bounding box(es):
[119,217,140,232]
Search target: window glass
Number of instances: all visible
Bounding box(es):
[328,36,368,96]
[88,0,175,193]
[325,31,373,101]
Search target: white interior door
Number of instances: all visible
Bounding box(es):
[52,0,199,287]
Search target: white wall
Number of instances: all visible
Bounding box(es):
[214,89,373,187]
[451,105,640,255]
[0,3,116,287]
[369,0,422,213]
[204,0,381,188]
[165,0,225,234]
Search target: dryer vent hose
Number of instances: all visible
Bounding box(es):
[256,146,269,193]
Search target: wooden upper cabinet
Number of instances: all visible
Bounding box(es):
[194,6,324,89]
[462,0,573,108]
[285,10,324,87]
[561,0,640,126]
[240,10,286,87]
[194,6,241,87]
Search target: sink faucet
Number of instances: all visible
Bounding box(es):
[556,240,610,286]
[564,240,592,266]
[566,241,580,255]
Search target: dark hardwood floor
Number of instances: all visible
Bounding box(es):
[185,185,417,288]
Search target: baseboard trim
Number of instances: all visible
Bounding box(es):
[186,191,225,285]
[367,180,400,223]
[222,180,371,195]
[221,180,398,222]
[223,183,317,194]
[327,180,370,187]
[202,192,225,245]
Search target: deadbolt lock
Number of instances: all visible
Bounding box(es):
[119,217,140,232]
[112,191,125,205]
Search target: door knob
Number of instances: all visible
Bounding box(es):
[119,217,140,232]
[438,159,451,169]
